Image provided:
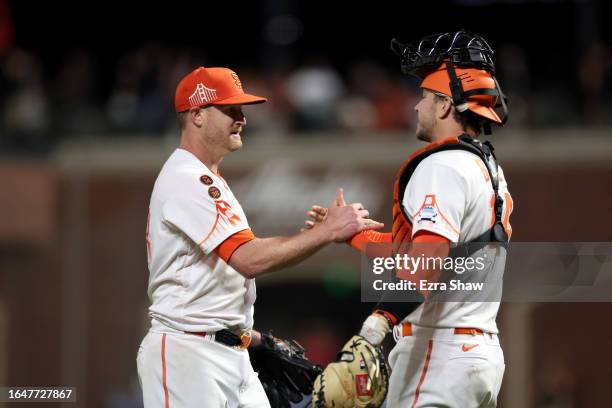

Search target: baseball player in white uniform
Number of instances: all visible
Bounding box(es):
[382,143,511,407]
[309,31,513,408]
[137,66,383,408]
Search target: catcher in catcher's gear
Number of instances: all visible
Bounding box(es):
[311,30,512,408]
[250,331,322,408]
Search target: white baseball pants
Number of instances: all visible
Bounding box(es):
[386,325,505,408]
[137,327,270,408]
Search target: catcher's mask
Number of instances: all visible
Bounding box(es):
[391,30,508,133]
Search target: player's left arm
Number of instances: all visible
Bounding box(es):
[358,230,449,345]
[395,230,450,297]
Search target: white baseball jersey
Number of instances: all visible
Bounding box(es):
[402,149,513,333]
[146,148,256,333]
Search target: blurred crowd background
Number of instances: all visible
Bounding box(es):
[0,0,611,154]
[1,0,612,407]
[2,37,610,149]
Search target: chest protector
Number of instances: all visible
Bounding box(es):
[392,134,509,246]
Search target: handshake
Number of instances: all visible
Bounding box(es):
[301,188,384,242]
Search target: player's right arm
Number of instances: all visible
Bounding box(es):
[163,180,382,279]
[304,192,393,259]
[229,200,384,279]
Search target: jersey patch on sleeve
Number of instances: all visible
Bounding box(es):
[414,195,439,224]
[208,186,222,199]
[199,174,214,185]
[413,194,459,236]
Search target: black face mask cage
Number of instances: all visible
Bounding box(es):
[390,30,496,78]
[390,30,508,133]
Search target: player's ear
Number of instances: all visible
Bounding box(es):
[189,107,205,127]
[437,97,453,120]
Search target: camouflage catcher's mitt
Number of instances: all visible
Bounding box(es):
[312,335,390,408]
[249,331,322,408]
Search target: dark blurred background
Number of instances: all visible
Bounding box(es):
[0,0,611,407]
[1,0,611,151]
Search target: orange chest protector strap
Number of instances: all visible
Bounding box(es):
[393,134,509,246]
[375,135,511,322]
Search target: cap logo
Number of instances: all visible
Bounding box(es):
[189,83,218,107]
[230,72,243,90]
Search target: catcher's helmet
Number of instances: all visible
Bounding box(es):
[391,30,508,132]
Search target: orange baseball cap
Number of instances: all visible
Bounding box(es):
[421,63,502,124]
[175,67,267,112]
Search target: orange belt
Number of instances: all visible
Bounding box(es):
[454,328,486,336]
[398,322,490,337]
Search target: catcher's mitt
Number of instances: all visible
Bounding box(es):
[249,331,322,408]
[312,335,389,408]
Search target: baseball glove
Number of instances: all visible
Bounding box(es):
[312,335,389,408]
[249,331,322,408]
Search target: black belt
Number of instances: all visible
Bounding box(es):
[186,329,250,348]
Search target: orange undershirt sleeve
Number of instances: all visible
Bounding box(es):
[347,230,393,258]
[412,230,451,243]
[215,229,256,263]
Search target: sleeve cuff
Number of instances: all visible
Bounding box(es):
[412,230,451,243]
[412,226,457,243]
[214,229,256,263]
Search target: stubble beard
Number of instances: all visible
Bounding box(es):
[415,120,433,142]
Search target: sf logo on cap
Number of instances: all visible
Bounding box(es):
[230,72,243,90]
